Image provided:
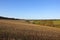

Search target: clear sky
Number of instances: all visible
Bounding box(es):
[0,0,60,19]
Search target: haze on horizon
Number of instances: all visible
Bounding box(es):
[0,0,60,19]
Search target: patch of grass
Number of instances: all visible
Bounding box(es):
[26,20,60,28]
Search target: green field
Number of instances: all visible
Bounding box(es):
[26,20,60,28]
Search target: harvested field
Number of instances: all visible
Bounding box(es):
[0,19,60,40]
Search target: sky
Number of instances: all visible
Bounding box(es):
[0,0,60,19]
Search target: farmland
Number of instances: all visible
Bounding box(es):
[26,20,60,28]
[0,19,60,40]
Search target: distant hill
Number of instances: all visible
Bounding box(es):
[0,16,20,20]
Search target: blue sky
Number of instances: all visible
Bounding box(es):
[0,0,60,19]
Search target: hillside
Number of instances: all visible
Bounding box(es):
[0,16,60,28]
[0,19,60,40]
